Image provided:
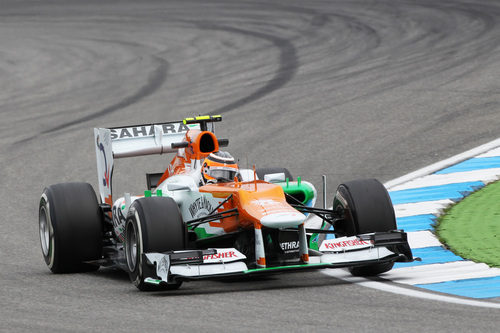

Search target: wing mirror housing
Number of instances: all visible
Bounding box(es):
[264,172,286,183]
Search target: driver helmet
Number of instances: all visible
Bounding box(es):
[202,151,239,184]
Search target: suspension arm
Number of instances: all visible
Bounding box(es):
[186,208,239,229]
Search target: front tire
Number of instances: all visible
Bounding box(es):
[333,179,396,276]
[39,182,103,273]
[125,197,186,291]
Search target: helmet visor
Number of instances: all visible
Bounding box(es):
[209,167,238,182]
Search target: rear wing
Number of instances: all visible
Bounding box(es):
[93,121,200,205]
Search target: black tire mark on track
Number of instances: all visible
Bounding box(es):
[193,22,298,115]
[15,56,168,145]
[43,56,168,134]
[16,19,298,142]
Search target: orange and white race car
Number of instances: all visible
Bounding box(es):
[39,115,413,291]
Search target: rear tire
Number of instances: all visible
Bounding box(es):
[39,182,103,273]
[125,197,186,291]
[333,179,396,276]
[256,167,293,181]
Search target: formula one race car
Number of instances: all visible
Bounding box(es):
[39,115,413,290]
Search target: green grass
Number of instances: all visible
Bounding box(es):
[435,180,500,267]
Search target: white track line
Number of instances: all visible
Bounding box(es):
[323,269,500,309]
[407,231,441,248]
[477,147,500,158]
[393,199,453,218]
[384,261,500,285]
[384,138,500,189]
[389,169,500,191]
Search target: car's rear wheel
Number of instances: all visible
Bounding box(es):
[125,197,186,291]
[39,182,103,273]
[333,178,397,276]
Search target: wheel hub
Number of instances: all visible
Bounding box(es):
[39,206,50,257]
[126,224,138,272]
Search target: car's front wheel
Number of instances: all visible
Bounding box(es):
[125,197,186,291]
[333,178,397,276]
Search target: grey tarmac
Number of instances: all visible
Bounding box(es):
[1,0,500,332]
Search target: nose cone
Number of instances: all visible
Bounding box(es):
[260,211,307,228]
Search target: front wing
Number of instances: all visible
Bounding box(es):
[141,231,413,286]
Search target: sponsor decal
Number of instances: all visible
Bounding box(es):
[166,163,175,176]
[188,196,214,218]
[156,255,170,281]
[110,123,191,140]
[320,236,373,252]
[280,241,300,253]
[202,249,246,263]
[251,199,293,214]
[252,199,279,206]
[203,252,236,260]
[112,203,126,241]
[278,230,300,254]
[95,134,110,188]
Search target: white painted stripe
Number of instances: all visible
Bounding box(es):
[393,199,453,218]
[407,231,441,249]
[382,261,500,285]
[388,169,500,191]
[384,138,500,189]
[323,269,500,309]
[477,147,500,158]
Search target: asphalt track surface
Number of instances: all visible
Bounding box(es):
[1,0,500,331]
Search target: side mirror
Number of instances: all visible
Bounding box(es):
[264,172,286,183]
[146,172,164,190]
[166,183,191,191]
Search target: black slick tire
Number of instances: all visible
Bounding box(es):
[38,182,103,273]
[125,197,186,291]
[333,179,397,276]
